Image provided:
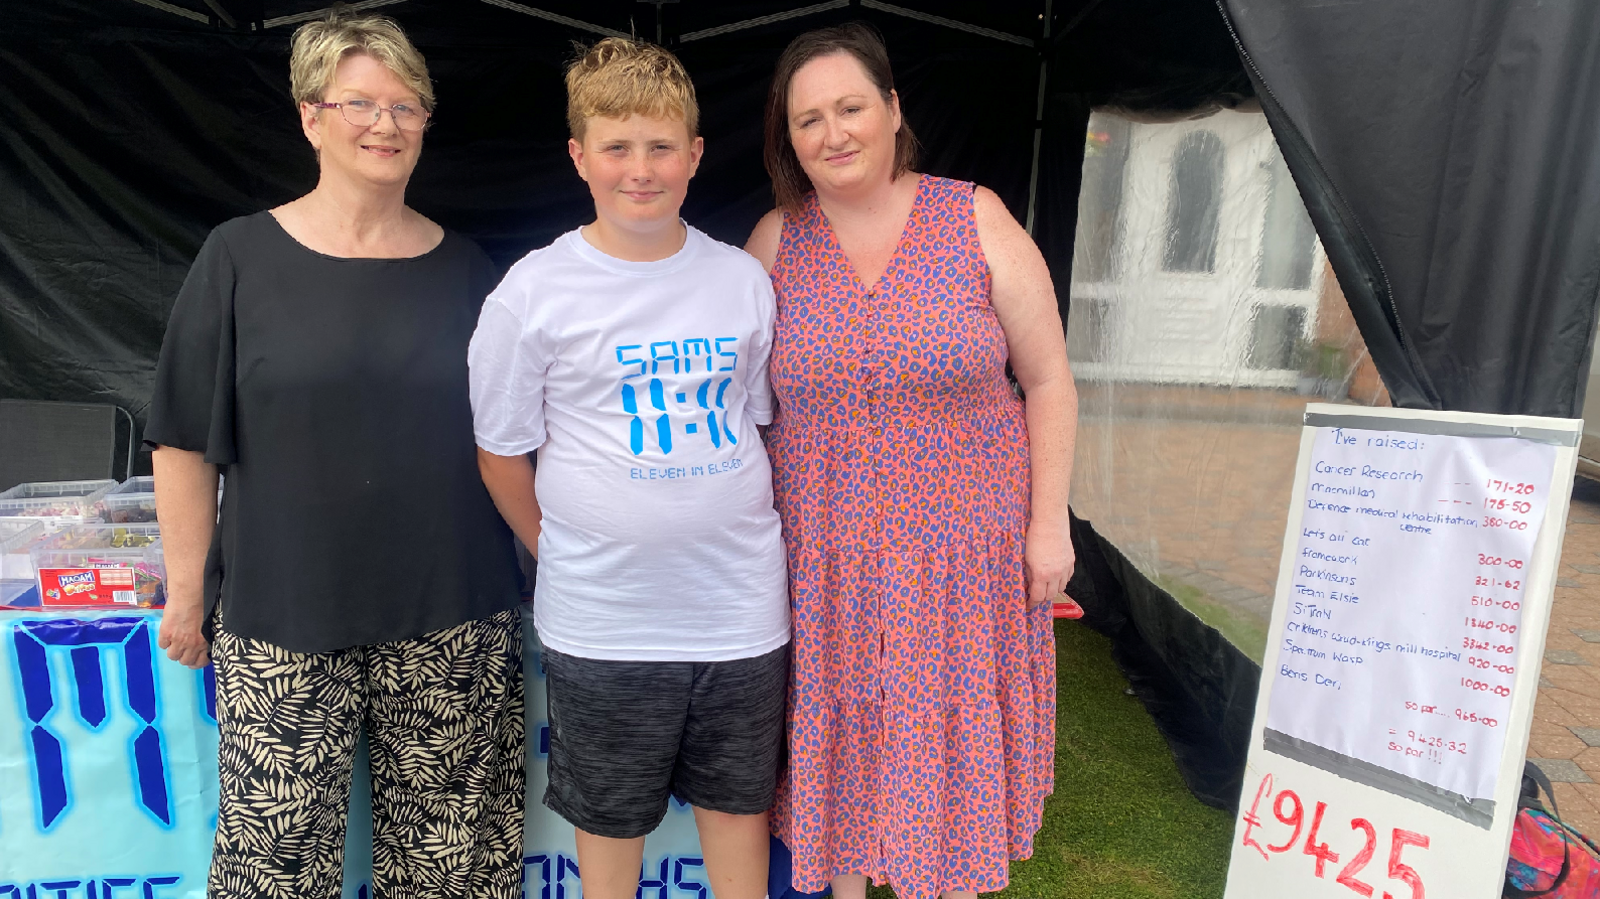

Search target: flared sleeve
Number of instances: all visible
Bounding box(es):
[144,226,238,464]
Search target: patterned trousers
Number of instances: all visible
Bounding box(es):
[208,609,526,899]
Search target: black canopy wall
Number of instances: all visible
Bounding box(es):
[1225,0,1600,417]
[4,0,1600,812]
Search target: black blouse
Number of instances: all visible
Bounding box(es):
[145,212,521,652]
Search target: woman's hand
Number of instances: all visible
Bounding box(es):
[158,599,211,669]
[1025,519,1076,610]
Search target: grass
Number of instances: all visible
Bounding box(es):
[866,621,1235,899]
[1153,574,1269,664]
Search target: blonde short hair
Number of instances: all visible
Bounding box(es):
[565,38,698,141]
[289,13,435,113]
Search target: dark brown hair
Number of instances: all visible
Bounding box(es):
[763,22,920,212]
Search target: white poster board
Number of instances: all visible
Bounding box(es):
[1224,405,1580,899]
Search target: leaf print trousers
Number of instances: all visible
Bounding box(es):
[208,609,526,899]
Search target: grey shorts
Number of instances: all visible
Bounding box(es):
[542,644,789,839]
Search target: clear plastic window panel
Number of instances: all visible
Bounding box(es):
[1068,109,1388,662]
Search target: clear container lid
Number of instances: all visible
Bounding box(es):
[0,518,45,552]
[0,579,37,607]
[0,480,117,519]
[0,519,47,581]
[98,476,158,522]
[104,476,155,497]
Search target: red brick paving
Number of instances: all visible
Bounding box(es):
[1531,478,1600,833]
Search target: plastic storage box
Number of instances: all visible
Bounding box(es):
[0,479,117,521]
[98,476,157,523]
[0,579,36,607]
[31,523,165,608]
[0,518,46,582]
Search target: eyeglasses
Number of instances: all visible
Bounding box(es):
[311,99,430,132]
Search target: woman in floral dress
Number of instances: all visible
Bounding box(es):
[745,22,1080,899]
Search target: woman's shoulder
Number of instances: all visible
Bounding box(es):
[918,173,976,199]
[744,208,786,272]
[969,184,1024,235]
[434,225,492,265]
[174,211,277,275]
[206,209,276,247]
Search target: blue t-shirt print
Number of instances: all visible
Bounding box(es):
[615,336,741,456]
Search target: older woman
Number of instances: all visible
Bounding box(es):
[145,14,525,899]
[745,23,1079,899]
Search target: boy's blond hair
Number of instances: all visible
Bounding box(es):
[289,13,435,113]
[566,38,698,141]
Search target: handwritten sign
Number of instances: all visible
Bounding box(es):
[1265,425,1555,804]
[1225,405,1579,899]
[1238,772,1430,895]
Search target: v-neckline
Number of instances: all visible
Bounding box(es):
[815,174,925,294]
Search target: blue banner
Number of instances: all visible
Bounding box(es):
[0,606,707,898]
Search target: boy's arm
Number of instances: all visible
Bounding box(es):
[477,449,542,555]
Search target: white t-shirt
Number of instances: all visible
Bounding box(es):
[468,225,789,662]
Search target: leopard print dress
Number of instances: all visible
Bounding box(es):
[767,175,1056,899]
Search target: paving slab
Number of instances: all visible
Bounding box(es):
[1574,727,1600,747]
[1548,650,1592,666]
[1576,748,1600,781]
[1530,758,1593,783]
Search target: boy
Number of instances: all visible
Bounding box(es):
[468,38,788,899]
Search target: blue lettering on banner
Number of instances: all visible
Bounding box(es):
[638,856,670,899]
[197,666,216,725]
[0,875,181,898]
[11,617,173,830]
[673,858,709,899]
[522,854,552,899]
[557,855,578,899]
[519,855,706,899]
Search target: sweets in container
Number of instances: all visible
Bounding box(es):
[96,475,226,523]
[31,523,165,608]
[0,479,117,521]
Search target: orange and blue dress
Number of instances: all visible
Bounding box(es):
[766,174,1056,898]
